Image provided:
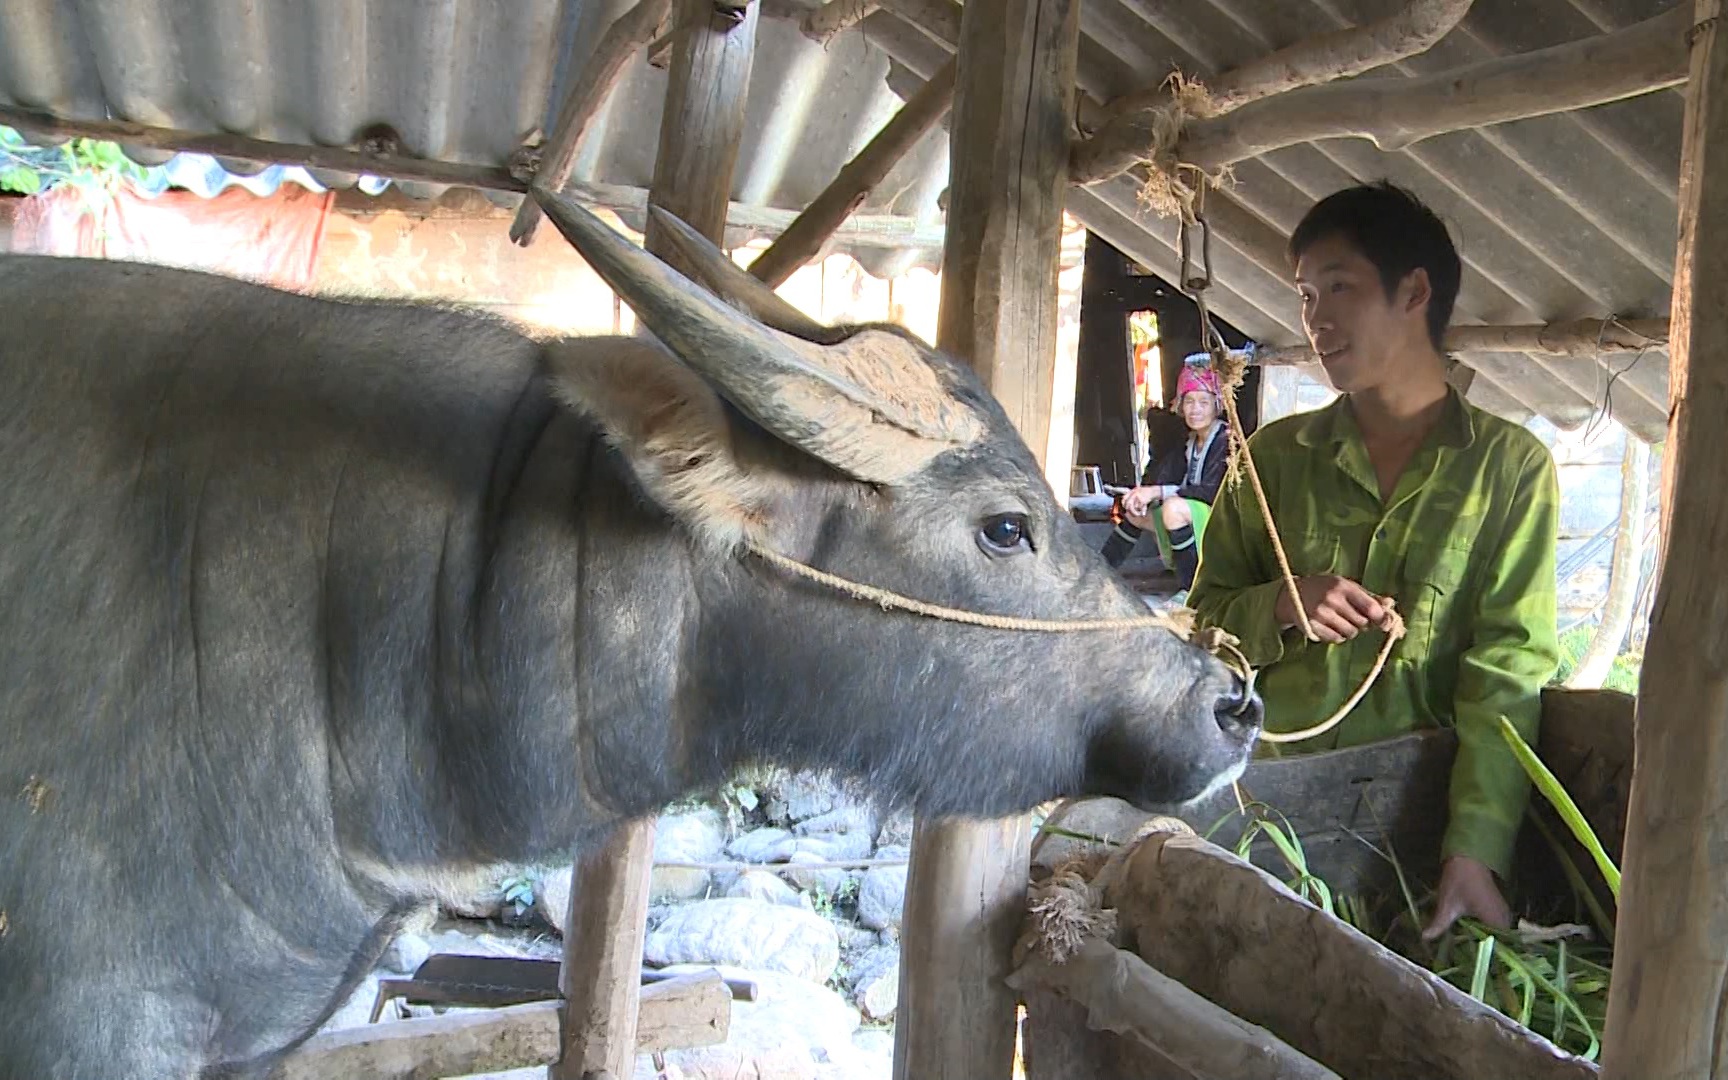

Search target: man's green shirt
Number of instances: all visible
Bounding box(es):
[1187,388,1560,877]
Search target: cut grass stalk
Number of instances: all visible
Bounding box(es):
[1497,714,1621,899]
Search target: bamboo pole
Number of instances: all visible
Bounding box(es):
[1601,2,1728,1075]
[509,0,675,246]
[747,58,956,288]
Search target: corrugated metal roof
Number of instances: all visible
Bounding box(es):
[0,0,1681,440]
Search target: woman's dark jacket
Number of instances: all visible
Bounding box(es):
[1141,423,1230,506]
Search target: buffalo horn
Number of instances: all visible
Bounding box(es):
[644,205,830,342]
[532,188,977,482]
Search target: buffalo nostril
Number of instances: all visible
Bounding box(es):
[1215,690,1264,734]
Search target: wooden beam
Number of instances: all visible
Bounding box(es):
[878,0,961,48]
[1601,1,1728,1075]
[1071,2,1692,186]
[748,58,956,287]
[551,819,659,1079]
[339,177,949,250]
[802,0,880,44]
[0,104,528,193]
[271,972,729,1080]
[1103,0,1475,118]
[891,0,1079,1077]
[1078,0,1477,184]
[509,0,675,247]
[1178,4,1689,174]
[1007,938,1341,1080]
[1251,318,1671,364]
[0,108,948,254]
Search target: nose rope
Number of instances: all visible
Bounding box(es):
[741,537,1398,743]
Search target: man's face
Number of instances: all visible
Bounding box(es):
[1293,232,1431,395]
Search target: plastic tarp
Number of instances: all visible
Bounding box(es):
[7,181,335,290]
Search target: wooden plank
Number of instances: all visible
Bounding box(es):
[271,971,729,1080]
[891,0,1079,1077]
[1008,939,1340,1080]
[1602,2,1728,1075]
[552,818,660,1079]
[508,0,675,246]
[747,57,956,287]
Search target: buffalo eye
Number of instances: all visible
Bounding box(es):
[978,512,1032,556]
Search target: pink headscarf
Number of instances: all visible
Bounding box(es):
[1176,364,1222,403]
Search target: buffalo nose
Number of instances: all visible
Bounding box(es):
[1215,685,1264,736]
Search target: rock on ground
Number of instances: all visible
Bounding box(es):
[652,965,865,1080]
[729,826,799,864]
[644,899,840,984]
[727,869,813,910]
[846,946,900,1021]
[855,849,909,933]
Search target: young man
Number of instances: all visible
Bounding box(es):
[1187,182,1560,938]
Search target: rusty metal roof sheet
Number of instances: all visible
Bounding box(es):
[0,0,1680,440]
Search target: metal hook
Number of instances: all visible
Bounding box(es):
[1178,213,1213,297]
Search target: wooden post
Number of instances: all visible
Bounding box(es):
[552,819,658,1079]
[1601,2,1728,1077]
[552,3,757,1077]
[642,0,759,281]
[891,0,1079,1077]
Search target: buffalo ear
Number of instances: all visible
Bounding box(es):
[545,338,772,551]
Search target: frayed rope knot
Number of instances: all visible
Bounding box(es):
[1027,858,1118,965]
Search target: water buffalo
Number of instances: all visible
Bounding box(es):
[0,192,1260,1078]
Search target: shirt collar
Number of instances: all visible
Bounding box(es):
[1293,385,1476,451]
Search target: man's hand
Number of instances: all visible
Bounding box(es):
[1274,575,1396,642]
[1421,856,1512,940]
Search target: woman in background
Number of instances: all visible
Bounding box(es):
[1100,359,1231,594]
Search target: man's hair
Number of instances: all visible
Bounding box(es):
[1288,181,1461,353]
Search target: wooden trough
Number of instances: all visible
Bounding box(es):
[1015,687,1633,1079]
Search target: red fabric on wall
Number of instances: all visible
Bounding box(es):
[8,181,334,290]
